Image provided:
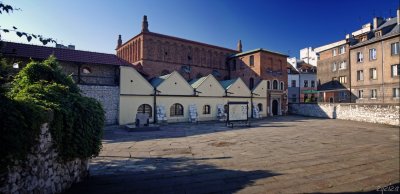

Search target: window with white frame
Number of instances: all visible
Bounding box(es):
[339,76,347,84]
[357,52,363,62]
[304,80,309,87]
[339,46,346,54]
[369,68,377,80]
[391,42,399,55]
[311,80,315,87]
[339,61,347,69]
[391,64,399,77]
[332,49,337,57]
[393,88,400,98]
[358,90,364,98]
[371,89,377,99]
[357,70,364,81]
[332,62,337,71]
[369,48,377,60]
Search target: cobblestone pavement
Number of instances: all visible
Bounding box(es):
[66,116,399,194]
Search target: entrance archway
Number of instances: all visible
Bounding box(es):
[272,100,279,115]
[329,97,334,103]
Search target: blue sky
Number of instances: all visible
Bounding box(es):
[1,0,398,58]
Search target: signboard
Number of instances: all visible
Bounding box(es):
[227,101,248,122]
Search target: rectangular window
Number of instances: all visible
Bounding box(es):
[304,80,309,87]
[232,59,236,71]
[249,55,254,67]
[369,68,377,80]
[371,89,377,99]
[339,61,347,69]
[357,70,364,81]
[358,90,364,98]
[332,62,337,71]
[339,76,347,84]
[357,52,363,62]
[332,49,337,57]
[393,88,400,98]
[391,64,399,77]
[311,80,315,87]
[391,42,399,55]
[339,46,345,54]
[291,80,296,87]
[369,48,377,60]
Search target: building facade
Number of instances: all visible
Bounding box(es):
[116,16,237,81]
[350,13,400,104]
[117,16,289,117]
[315,39,352,103]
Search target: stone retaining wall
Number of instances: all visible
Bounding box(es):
[0,123,88,194]
[79,85,119,125]
[289,103,400,126]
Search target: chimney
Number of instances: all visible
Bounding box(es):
[373,17,384,29]
[237,40,242,52]
[116,35,122,49]
[142,15,149,32]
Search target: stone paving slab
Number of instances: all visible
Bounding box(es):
[65,116,400,194]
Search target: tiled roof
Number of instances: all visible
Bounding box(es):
[0,41,131,66]
[230,48,288,58]
[149,73,172,87]
[351,17,399,48]
[219,79,237,89]
[189,76,208,89]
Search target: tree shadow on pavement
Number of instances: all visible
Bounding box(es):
[65,156,281,194]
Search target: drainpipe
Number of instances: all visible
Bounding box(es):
[153,88,160,124]
[380,41,384,103]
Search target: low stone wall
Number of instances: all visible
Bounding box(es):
[79,85,119,125]
[289,103,400,126]
[0,123,88,194]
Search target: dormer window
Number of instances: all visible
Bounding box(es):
[361,35,367,42]
[375,31,382,37]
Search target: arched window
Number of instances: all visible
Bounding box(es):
[161,69,170,76]
[82,67,91,74]
[267,80,271,89]
[280,81,284,90]
[249,77,254,90]
[257,103,263,112]
[170,103,184,117]
[137,104,152,117]
[203,105,211,114]
[273,80,278,90]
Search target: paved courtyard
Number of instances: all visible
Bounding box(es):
[67,116,399,194]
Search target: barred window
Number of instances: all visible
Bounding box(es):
[170,103,184,117]
[203,105,211,114]
[137,104,152,117]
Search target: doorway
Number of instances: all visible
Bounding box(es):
[272,100,279,115]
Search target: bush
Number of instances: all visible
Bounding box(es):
[1,56,104,172]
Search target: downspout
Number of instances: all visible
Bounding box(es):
[153,88,157,124]
[381,41,385,103]
[250,93,253,118]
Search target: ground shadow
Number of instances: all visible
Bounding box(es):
[102,115,327,143]
[310,182,400,194]
[65,156,280,194]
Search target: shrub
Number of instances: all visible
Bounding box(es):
[1,56,104,172]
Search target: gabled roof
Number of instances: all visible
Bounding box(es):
[189,76,208,89]
[0,41,131,66]
[229,48,288,58]
[219,78,238,89]
[149,73,172,87]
